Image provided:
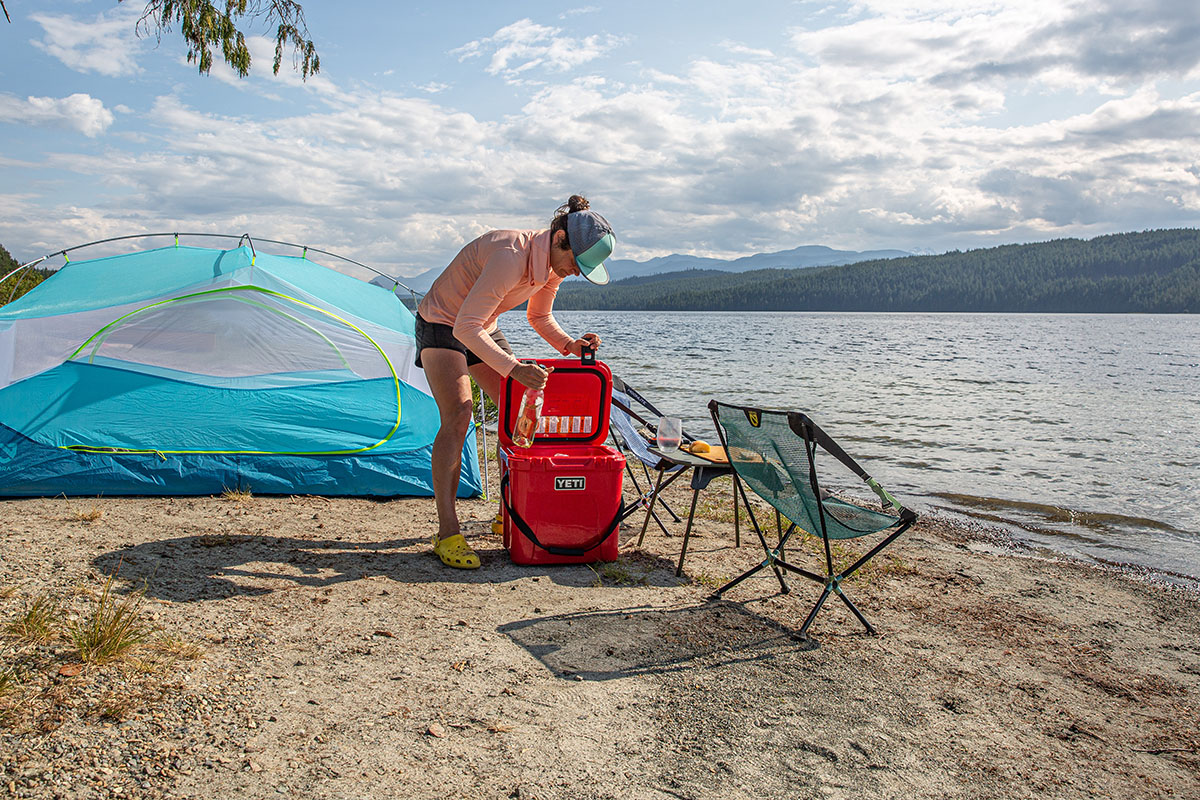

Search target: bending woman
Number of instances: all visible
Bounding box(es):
[415,194,616,569]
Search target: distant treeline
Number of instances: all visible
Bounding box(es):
[0,244,53,306]
[554,229,1200,313]
[7,229,1200,313]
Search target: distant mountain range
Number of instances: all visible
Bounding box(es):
[401,244,910,292]
[550,228,1200,313]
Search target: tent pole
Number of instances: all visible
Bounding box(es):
[480,392,490,501]
[1,263,33,305]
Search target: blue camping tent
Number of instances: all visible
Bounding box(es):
[0,240,481,497]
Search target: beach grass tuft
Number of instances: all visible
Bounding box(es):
[72,504,104,523]
[0,666,20,728]
[0,575,203,732]
[4,592,65,645]
[91,691,138,722]
[690,572,730,589]
[589,559,649,587]
[68,573,153,665]
[150,634,205,661]
[221,487,253,502]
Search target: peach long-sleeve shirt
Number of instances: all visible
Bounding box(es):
[416,229,574,376]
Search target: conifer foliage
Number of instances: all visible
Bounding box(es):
[555,229,1200,313]
[0,245,53,306]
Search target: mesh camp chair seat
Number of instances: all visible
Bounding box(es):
[709,400,917,639]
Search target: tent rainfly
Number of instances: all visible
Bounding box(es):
[0,239,481,497]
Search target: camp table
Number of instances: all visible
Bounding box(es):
[636,445,739,576]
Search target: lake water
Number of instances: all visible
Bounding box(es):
[499,311,1200,581]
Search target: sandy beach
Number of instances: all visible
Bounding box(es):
[2,470,1198,800]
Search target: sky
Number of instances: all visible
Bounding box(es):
[2,0,1199,279]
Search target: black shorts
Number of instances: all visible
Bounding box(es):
[414,314,513,369]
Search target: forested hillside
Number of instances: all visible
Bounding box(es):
[0,244,53,306]
[555,229,1200,312]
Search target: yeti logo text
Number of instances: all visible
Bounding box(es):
[555,476,586,491]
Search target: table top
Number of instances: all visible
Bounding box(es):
[647,446,729,470]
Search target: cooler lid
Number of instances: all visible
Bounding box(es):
[498,352,613,448]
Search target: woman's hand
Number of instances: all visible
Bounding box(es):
[510,362,553,390]
[565,332,602,356]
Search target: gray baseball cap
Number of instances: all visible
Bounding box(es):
[566,210,616,285]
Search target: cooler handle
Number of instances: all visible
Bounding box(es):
[547,454,598,468]
[580,346,595,366]
[500,473,623,557]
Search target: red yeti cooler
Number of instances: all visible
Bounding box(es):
[498,350,625,565]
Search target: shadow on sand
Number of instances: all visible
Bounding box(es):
[93,532,687,603]
[499,599,819,681]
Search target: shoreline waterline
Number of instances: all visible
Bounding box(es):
[500,309,1200,579]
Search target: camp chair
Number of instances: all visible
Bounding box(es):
[708,400,917,639]
[609,376,689,533]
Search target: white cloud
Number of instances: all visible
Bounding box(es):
[0,93,114,138]
[560,6,601,19]
[719,41,776,59]
[30,5,144,77]
[199,35,341,97]
[452,18,623,81]
[793,0,1200,93]
[4,2,1200,269]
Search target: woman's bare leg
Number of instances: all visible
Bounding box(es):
[467,362,503,405]
[420,348,475,541]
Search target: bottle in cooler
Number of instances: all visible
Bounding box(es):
[513,387,544,448]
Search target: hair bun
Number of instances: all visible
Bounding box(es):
[550,194,592,237]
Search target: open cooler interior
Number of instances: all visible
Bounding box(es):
[497,356,625,565]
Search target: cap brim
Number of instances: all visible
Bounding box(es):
[576,233,613,285]
[579,262,610,285]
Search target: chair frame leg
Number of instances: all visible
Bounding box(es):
[717,509,913,639]
[835,588,876,635]
[793,523,912,636]
[624,457,682,524]
[797,586,833,639]
[636,466,691,546]
[643,462,683,523]
[636,467,668,547]
[621,481,673,538]
[674,487,702,577]
[733,477,740,547]
[715,478,794,596]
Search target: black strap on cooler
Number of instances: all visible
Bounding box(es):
[500,472,623,557]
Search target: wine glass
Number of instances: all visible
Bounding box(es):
[655,416,682,451]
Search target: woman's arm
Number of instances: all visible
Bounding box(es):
[452,249,525,376]
[526,279,578,355]
[527,281,602,355]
